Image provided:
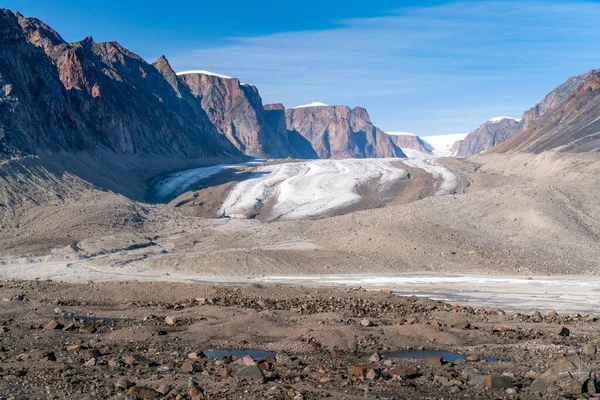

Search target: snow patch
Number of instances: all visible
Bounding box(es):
[293,101,329,109]
[176,70,233,79]
[489,116,519,123]
[421,133,468,157]
[219,159,408,220]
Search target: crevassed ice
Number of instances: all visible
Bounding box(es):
[219,159,408,220]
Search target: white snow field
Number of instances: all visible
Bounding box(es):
[421,133,468,157]
[176,70,233,79]
[219,159,408,220]
[293,101,329,109]
[401,149,460,195]
[152,160,264,201]
[488,116,521,123]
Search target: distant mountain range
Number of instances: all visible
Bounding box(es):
[0,9,403,203]
[1,7,599,208]
[453,70,600,157]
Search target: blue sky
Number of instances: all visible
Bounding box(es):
[7,0,600,135]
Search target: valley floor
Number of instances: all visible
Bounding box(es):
[1,151,600,398]
[0,280,599,399]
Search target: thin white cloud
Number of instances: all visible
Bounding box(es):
[167,1,600,134]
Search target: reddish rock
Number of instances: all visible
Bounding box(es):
[348,364,376,378]
[44,320,63,330]
[388,133,431,153]
[285,105,405,159]
[126,386,160,399]
[389,367,419,379]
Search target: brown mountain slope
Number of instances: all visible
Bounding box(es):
[285,105,405,159]
[387,134,431,153]
[491,70,600,153]
[454,118,521,157]
[1,9,246,203]
[178,73,293,158]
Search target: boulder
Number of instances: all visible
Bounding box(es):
[530,378,548,394]
[541,354,596,394]
[348,364,376,378]
[230,364,266,382]
[582,344,597,358]
[126,386,160,399]
[555,326,570,337]
[389,367,419,379]
[360,319,373,327]
[44,320,63,330]
[452,320,471,329]
[483,375,514,389]
[425,356,444,367]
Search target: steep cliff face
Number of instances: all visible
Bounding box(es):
[178,72,292,158]
[285,105,405,159]
[493,70,600,153]
[387,133,431,153]
[8,10,239,160]
[263,103,318,159]
[454,117,521,158]
[0,10,94,158]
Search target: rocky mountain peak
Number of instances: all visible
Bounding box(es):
[351,106,371,124]
[264,103,285,111]
[286,104,405,159]
[179,72,291,158]
[0,9,25,42]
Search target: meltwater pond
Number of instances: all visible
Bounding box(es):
[387,350,506,363]
[203,349,276,358]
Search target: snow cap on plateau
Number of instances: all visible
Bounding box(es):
[293,102,329,109]
[420,133,468,157]
[176,70,233,79]
[489,116,521,123]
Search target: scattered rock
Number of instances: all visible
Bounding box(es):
[115,378,133,390]
[582,343,597,358]
[189,380,204,399]
[164,316,177,326]
[369,352,382,363]
[452,320,471,329]
[425,356,443,367]
[541,354,596,395]
[555,326,570,337]
[389,367,419,379]
[483,375,514,389]
[230,364,266,381]
[530,378,548,394]
[275,351,294,365]
[156,384,171,395]
[348,364,376,378]
[181,362,198,373]
[44,320,63,330]
[188,351,206,359]
[126,386,160,399]
[360,319,373,327]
